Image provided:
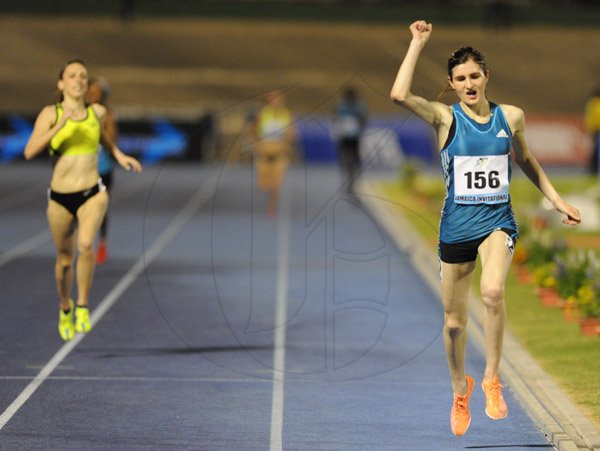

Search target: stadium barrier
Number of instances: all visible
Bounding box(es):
[0,113,591,169]
[0,113,215,164]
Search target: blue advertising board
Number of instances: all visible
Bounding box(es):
[0,114,213,164]
[295,114,436,166]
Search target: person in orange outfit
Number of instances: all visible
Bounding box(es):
[24,60,142,341]
[390,21,580,436]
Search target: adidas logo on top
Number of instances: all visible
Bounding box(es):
[496,129,509,138]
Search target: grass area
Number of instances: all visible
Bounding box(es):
[378,172,600,429]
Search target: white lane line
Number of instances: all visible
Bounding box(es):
[269,193,292,451]
[0,375,273,383]
[0,230,50,268]
[0,177,152,269]
[0,183,214,431]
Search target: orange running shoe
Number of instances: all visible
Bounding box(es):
[482,376,508,420]
[450,374,474,436]
[96,240,107,264]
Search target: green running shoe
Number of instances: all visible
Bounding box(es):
[75,305,92,334]
[58,299,75,341]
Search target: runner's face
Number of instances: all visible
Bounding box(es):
[449,59,488,107]
[58,63,88,100]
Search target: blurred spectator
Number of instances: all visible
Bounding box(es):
[249,90,296,218]
[484,0,514,29]
[333,86,368,194]
[584,87,600,175]
[120,0,135,21]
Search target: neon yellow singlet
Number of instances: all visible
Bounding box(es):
[585,97,600,133]
[257,106,291,141]
[49,104,101,156]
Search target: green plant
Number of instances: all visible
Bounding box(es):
[522,229,567,269]
[555,249,600,302]
[575,280,600,320]
[398,159,419,189]
[532,262,557,288]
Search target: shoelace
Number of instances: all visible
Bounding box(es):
[485,380,504,404]
[453,395,468,414]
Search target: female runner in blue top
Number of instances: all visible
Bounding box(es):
[390,21,580,436]
[24,60,142,341]
[86,76,116,265]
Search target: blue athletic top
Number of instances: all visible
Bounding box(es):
[334,98,367,139]
[97,146,113,175]
[439,102,518,244]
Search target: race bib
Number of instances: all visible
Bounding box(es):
[454,155,509,204]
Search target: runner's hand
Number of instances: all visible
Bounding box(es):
[409,20,432,45]
[556,199,581,225]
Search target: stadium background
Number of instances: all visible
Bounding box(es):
[0,2,599,448]
[0,0,598,166]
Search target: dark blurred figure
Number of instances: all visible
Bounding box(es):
[120,0,135,21]
[585,86,600,175]
[333,86,368,194]
[484,0,513,29]
[86,76,117,264]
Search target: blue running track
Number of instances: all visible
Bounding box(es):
[0,161,554,450]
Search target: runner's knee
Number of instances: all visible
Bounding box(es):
[445,314,467,336]
[56,250,74,269]
[480,283,505,309]
[77,237,94,256]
